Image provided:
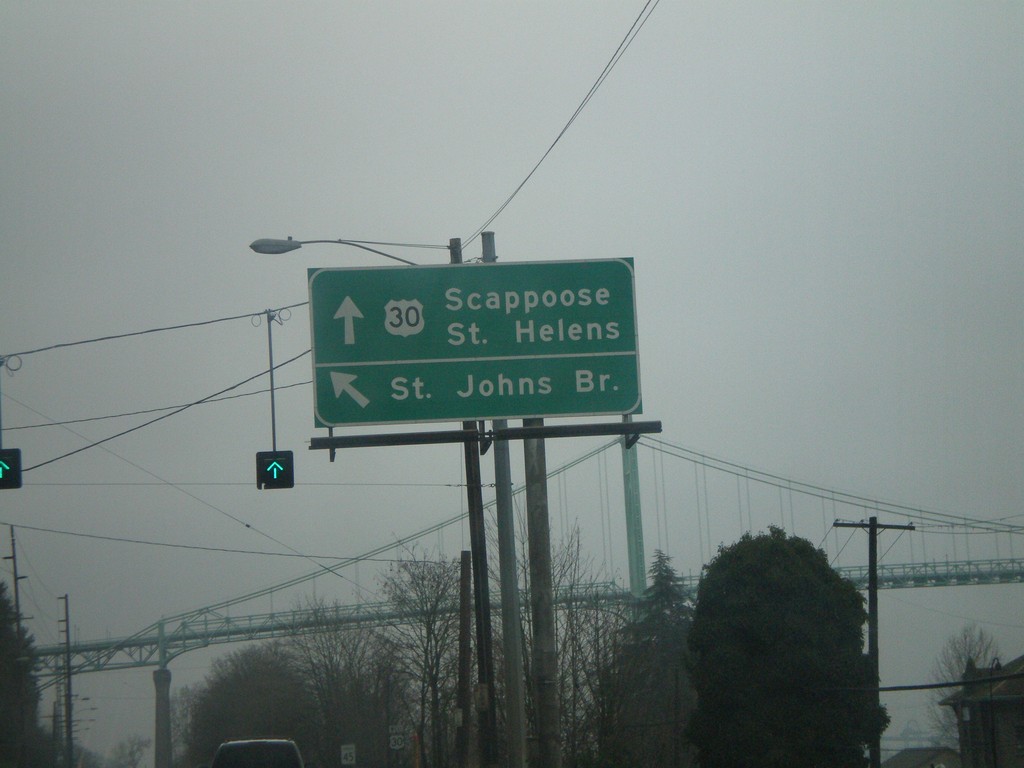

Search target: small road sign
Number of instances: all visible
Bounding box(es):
[308,259,641,426]
[340,744,356,765]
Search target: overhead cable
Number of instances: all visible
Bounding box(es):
[22,349,310,472]
[1,521,440,561]
[5,379,311,431]
[641,436,1022,536]
[2,300,308,359]
[464,0,661,245]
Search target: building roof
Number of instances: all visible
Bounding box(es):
[881,747,960,768]
[941,652,1024,705]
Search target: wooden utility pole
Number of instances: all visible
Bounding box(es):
[6,527,28,768]
[524,418,562,768]
[834,516,915,768]
[457,551,474,767]
[59,595,73,768]
[450,238,498,767]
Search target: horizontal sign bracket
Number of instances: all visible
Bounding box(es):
[309,420,662,451]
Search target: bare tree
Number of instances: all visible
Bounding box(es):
[378,552,462,768]
[180,642,317,765]
[107,735,151,768]
[928,624,1000,746]
[170,687,197,768]
[512,522,632,767]
[289,600,395,768]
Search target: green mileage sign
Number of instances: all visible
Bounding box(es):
[308,258,641,427]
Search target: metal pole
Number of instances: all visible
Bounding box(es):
[524,418,561,768]
[266,309,278,450]
[0,357,5,449]
[484,229,528,768]
[621,414,646,598]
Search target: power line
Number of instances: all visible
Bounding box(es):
[23,481,471,488]
[640,437,1023,537]
[3,379,311,431]
[464,0,661,245]
[20,349,310,472]
[5,362,379,601]
[1,300,308,360]
[1,521,441,562]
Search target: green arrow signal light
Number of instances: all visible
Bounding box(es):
[0,448,23,490]
[256,450,294,490]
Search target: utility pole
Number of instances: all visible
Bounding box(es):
[834,516,914,768]
[482,232,528,768]
[457,551,474,768]
[6,527,29,768]
[450,237,498,767]
[524,419,561,768]
[59,595,73,768]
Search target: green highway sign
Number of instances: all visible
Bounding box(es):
[308,259,641,427]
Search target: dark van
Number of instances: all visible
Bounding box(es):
[208,739,306,768]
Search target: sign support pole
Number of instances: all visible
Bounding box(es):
[483,232,528,768]
[524,417,562,768]
[621,414,647,598]
[264,309,279,450]
[450,238,498,767]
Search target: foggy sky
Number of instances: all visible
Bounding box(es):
[1,1,1021,760]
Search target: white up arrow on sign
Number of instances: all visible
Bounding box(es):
[333,296,363,345]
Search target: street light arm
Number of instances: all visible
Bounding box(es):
[249,237,417,265]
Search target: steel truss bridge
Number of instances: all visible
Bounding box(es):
[34,556,1024,679]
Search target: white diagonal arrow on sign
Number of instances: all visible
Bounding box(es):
[333,296,363,345]
[330,371,370,408]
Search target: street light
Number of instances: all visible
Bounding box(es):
[250,237,420,265]
[251,231,504,763]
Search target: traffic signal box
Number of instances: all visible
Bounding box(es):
[0,448,23,489]
[256,450,294,489]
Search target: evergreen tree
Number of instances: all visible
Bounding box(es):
[687,528,887,768]
[597,551,695,767]
[0,580,40,768]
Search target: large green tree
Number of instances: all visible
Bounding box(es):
[1,580,41,768]
[600,550,695,768]
[686,528,886,768]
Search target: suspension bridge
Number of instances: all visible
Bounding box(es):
[32,435,1022,676]
[32,556,1024,678]
[23,434,1022,766]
